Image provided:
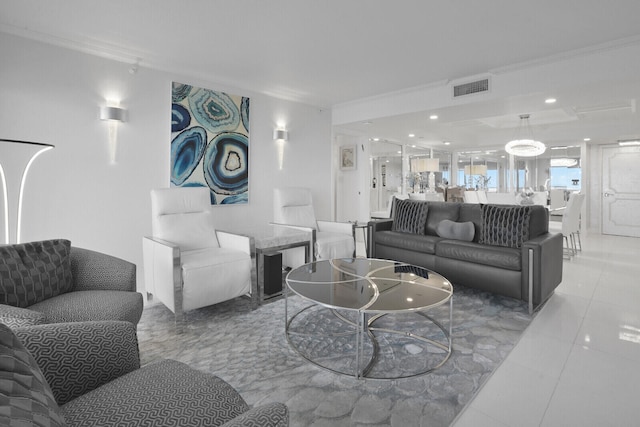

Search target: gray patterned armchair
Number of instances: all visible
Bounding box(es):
[0,239,143,327]
[0,321,289,426]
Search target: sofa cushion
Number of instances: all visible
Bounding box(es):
[375,231,441,255]
[435,240,522,271]
[425,202,460,236]
[479,204,532,248]
[60,359,250,427]
[435,220,475,242]
[392,199,428,234]
[28,290,144,325]
[458,203,482,243]
[0,239,73,308]
[0,323,65,426]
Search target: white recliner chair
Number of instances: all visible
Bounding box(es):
[273,187,355,268]
[143,187,254,327]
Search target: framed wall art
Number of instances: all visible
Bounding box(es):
[340,145,356,171]
[170,82,250,205]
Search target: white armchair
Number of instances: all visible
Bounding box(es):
[142,187,254,328]
[273,187,355,267]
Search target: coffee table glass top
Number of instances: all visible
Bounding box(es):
[286,258,452,313]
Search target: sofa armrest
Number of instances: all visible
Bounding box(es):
[522,232,564,310]
[221,403,289,427]
[13,321,140,405]
[70,247,136,292]
[368,219,393,257]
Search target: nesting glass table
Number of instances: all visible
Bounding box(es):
[285,258,453,380]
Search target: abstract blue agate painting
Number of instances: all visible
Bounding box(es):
[170,82,250,205]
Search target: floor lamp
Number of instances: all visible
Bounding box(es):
[0,139,55,244]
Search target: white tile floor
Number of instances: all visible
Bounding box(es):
[452,231,640,427]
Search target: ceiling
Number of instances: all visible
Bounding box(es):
[3,0,640,155]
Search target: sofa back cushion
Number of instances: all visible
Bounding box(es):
[425,202,460,236]
[458,203,483,243]
[392,199,428,234]
[479,204,532,248]
[0,239,73,308]
[0,323,65,426]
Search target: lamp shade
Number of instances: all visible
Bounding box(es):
[464,164,487,175]
[411,158,439,172]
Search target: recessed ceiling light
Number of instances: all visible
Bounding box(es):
[372,137,380,141]
[411,144,416,148]
[408,133,415,138]
[545,98,557,104]
[583,138,591,142]
[363,121,372,125]
[619,140,640,146]
[443,141,451,145]
[396,151,401,154]
[429,115,438,120]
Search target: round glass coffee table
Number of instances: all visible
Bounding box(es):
[285,258,453,380]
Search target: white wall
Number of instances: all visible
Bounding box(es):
[0,34,332,290]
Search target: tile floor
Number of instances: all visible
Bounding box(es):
[452,231,640,426]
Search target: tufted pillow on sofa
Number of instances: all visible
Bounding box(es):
[479,204,532,248]
[0,239,73,308]
[436,220,475,242]
[0,323,66,426]
[392,199,428,234]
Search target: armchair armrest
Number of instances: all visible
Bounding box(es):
[221,403,289,427]
[0,304,46,328]
[216,230,254,255]
[13,321,140,405]
[317,220,355,236]
[70,247,136,292]
[142,237,182,319]
[522,232,564,312]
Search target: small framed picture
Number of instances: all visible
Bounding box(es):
[340,145,356,170]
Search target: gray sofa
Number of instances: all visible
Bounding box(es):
[368,200,563,313]
[0,239,143,327]
[0,321,288,426]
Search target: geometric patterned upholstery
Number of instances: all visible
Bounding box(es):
[392,199,428,234]
[479,204,532,248]
[0,323,66,427]
[61,359,250,426]
[0,243,143,327]
[0,304,47,328]
[28,290,143,325]
[8,321,289,426]
[13,321,141,406]
[0,239,73,308]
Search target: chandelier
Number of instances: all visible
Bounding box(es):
[505,114,546,157]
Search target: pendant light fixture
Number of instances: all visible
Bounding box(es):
[505,114,546,157]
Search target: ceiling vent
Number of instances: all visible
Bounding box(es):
[453,78,490,98]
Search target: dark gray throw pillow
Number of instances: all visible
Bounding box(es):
[0,239,73,308]
[392,199,428,234]
[435,220,475,242]
[479,205,532,248]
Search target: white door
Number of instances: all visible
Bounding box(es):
[602,145,640,237]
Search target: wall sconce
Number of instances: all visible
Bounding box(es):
[99,105,128,164]
[273,128,289,170]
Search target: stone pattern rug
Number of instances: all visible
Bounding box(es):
[137,286,533,426]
